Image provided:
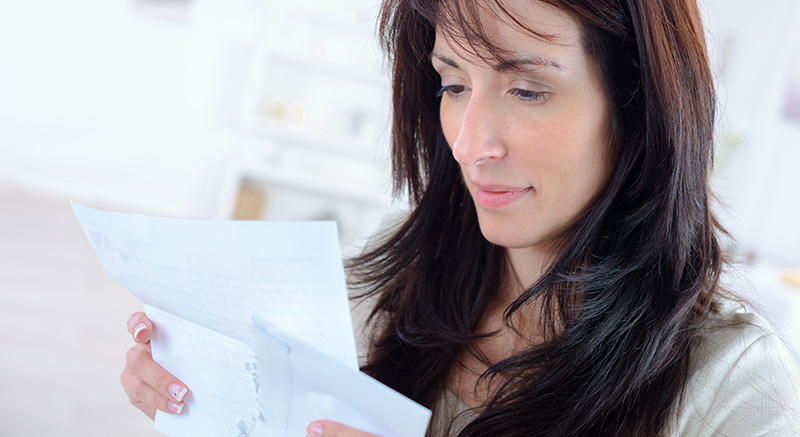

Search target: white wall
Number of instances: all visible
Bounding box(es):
[700,0,800,352]
[0,0,266,217]
[702,0,800,265]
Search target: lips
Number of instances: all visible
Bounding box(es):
[473,184,533,209]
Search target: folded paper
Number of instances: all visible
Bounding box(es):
[73,203,429,436]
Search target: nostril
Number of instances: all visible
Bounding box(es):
[451,140,500,167]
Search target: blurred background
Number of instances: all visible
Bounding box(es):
[0,0,798,435]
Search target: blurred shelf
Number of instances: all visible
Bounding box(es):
[243,121,386,160]
[260,0,378,35]
[266,51,387,88]
[233,160,388,207]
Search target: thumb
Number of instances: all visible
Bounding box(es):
[306,420,375,437]
[127,312,153,343]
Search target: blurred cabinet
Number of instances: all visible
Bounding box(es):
[218,0,395,251]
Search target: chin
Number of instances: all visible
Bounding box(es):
[474,208,562,252]
[476,216,534,249]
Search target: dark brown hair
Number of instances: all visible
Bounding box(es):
[349,0,723,435]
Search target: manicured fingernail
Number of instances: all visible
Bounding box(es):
[307,422,323,437]
[167,400,184,414]
[133,323,147,340]
[169,383,188,402]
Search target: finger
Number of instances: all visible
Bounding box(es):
[125,343,189,404]
[306,420,375,437]
[121,364,185,417]
[130,398,157,421]
[127,312,153,343]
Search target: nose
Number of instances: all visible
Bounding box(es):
[450,93,507,166]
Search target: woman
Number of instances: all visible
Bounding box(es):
[122,0,800,435]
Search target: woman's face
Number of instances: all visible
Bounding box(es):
[432,0,612,255]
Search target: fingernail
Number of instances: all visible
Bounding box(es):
[168,383,188,402]
[167,400,184,414]
[307,422,323,437]
[133,323,147,340]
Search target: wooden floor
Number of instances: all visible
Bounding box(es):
[0,185,161,436]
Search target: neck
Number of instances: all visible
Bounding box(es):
[501,244,556,301]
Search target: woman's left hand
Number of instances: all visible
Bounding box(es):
[306,420,375,437]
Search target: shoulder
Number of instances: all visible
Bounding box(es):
[674,296,800,436]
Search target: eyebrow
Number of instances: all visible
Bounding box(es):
[431,52,563,73]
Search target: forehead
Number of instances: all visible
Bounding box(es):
[431,0,585,69]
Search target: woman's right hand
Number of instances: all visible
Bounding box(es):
[121,312,189,420]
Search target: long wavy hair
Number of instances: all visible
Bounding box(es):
[348,0,724,435]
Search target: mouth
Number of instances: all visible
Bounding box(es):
[473,184,533,210]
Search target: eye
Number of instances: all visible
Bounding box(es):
[436,85,467,99]
[510,88,547,102]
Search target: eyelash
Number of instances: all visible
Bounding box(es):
[435,85,547,103]
[510,88,547,102]
[436,85,466,98]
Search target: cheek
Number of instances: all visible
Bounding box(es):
[569,110,612,194]
[523,115,610,208]
[553,134,610,211]
[439,101,460,150]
